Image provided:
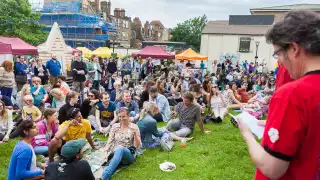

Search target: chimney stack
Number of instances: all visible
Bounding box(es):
[95,0,100,12]
[114,8,120,18]
[120,9,125,18]
[107,0,111,17]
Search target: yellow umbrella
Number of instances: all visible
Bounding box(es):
[76,47,92,58]
[92,47,112,58]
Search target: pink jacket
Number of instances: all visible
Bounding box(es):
[31,120,57,147]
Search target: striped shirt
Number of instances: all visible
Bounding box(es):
[174,102,201,130]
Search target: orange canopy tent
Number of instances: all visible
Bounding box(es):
[175,48,208,60]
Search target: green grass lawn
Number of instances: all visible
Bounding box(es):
[0,114,255,180]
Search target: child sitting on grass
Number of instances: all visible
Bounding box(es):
[22,95,42,122]
[16,84,31,108]
[30,76,48,108]
[9,95,42,139]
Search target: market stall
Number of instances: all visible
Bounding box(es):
[76,47,92,58]
[175,48,208,61]
[72,48,82,55]
[92,47,122,58]
[0,42,13,63]
[175,48,208,77]
[132,46,175,59]
[0,36,38,55]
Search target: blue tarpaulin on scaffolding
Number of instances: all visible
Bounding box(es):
[39,14,117,32]
[41,2,81,13]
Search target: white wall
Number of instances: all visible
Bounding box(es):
[200,34,276,73]
[0,54,13,64]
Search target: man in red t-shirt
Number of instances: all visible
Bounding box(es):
[238,10,320,180]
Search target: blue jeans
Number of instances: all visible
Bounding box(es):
[102,147,135,180]
[0,87,13,99]
[34,146,49,156]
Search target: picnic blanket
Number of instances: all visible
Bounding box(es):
[82,141,145,178]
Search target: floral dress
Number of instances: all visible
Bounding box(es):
[222,89,240,106]
[104,123,141,157]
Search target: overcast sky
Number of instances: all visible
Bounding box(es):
[110,0,319,28]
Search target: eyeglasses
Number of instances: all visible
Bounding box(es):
[272,46,287,59]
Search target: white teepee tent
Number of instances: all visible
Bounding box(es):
[37,22,74,74]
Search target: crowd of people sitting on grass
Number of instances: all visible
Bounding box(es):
[1,54,276,180]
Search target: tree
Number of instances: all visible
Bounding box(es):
[0,0,47,46]
[170,15,207,51]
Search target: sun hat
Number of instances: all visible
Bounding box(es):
[61,138,87,159]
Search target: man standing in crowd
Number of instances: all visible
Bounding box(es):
[121,58,132,79]
[141,57,151,79]
[45,138,95,180]
[212,60,217,74]
[149,87,171,122]
[14,55,28,91]
[46,54,61,86]
[238,10,320,180]
[71,53,87,92]
[107,58,117,75]
[177,60,184,75]
[132,57,141,84]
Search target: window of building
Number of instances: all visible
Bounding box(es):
[124,21,127,28]
[239,37,251,53]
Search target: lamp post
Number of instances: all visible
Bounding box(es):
[255,41,260,64]
[109,32,119,53]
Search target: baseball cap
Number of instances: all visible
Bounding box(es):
[61,138,87,159]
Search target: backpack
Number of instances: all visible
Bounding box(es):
[160,133,174,152]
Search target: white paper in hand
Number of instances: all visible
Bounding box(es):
[233,112,265,139]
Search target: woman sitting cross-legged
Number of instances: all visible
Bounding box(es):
[31,109,58,156]
[137,102,164,148]
[7,120,45,180]
[102,107,141,180]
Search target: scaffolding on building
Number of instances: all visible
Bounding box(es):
[30,0,117,50]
